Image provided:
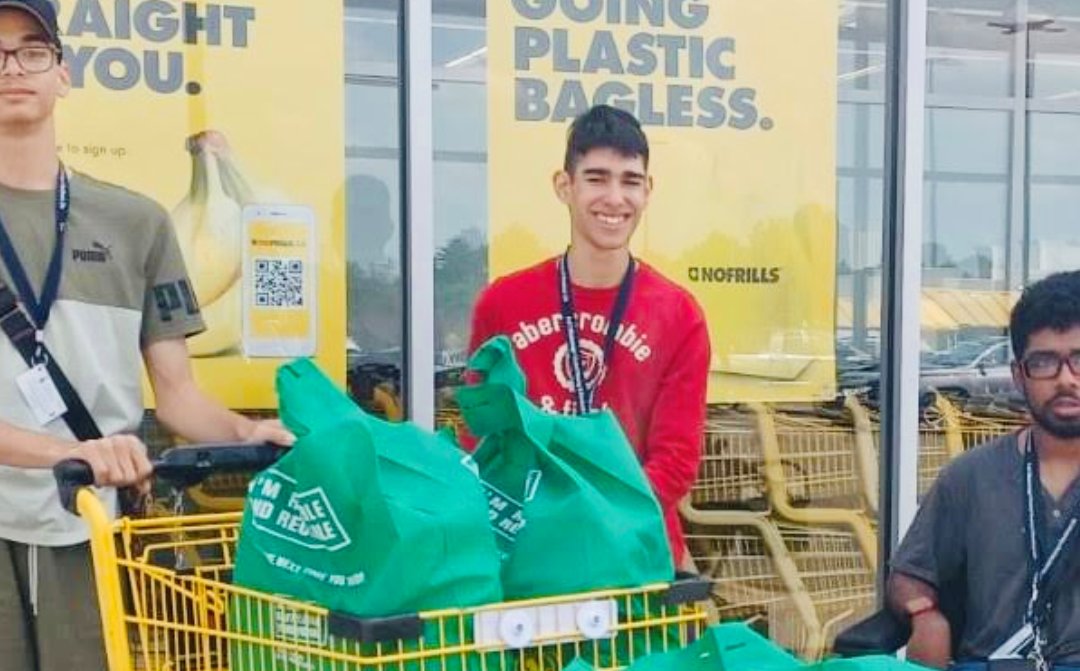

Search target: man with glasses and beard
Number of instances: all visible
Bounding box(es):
[888,270,1080,671]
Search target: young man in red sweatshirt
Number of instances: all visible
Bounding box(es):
[468,104,710,567]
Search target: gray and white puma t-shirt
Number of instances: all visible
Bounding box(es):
[0,171,204,546]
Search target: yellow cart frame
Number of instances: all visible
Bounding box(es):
[74,486,708,671]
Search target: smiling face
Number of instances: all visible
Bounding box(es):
[1012,325,1080,439]
[553,147,651,256]
[0,7,68,131]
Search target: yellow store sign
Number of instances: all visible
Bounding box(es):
[489,0,839,402]
[53,0,346,409]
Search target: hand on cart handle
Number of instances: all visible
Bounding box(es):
[55,441,290,515]
[239,417,296,448]
[67,435,154,491]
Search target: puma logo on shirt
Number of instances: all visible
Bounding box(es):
[71,240,112,263]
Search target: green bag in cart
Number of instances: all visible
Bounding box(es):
[590,623,925,671]
[625,623,801,671]
[457,336,674,600]
[233,357,503,617]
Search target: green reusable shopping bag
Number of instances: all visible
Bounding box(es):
[805,658,925,671]
[619,623,925,671]
[233,358,503,617]
[624,623,801,671]
[457,336,674,600]
[566,624,927,671]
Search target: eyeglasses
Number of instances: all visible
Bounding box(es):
[0,45,59,75]
[1021,351,1080,380]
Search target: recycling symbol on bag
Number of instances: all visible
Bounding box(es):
[250,470,352,551]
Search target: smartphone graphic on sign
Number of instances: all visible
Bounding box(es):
[241,205,317,358]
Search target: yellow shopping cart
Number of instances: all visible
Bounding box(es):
[683,512,875,660]
[691,407,769,512]
[56,444,710,671]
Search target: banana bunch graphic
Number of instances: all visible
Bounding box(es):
[173,133,241,306]
[171,131,289,357]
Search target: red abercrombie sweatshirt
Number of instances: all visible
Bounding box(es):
[468,258,710,565]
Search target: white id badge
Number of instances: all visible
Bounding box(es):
[990,623,1035,660]
[15,364,68,426]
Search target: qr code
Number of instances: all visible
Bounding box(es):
[254,258,304,308]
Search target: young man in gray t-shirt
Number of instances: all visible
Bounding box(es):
[889,270,1080,670]
[0,1,294,668]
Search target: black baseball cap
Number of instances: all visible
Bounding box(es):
[0,0,61,48]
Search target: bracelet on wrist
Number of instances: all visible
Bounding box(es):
[908,602,939,619]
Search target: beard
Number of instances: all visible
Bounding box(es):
[1029,395,1080,439]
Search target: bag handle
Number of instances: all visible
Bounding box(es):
[466,336,527,394]
[456,381,528,439]
[276,358,362,438]
[457,337,555,444]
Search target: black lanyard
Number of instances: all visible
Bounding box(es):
[557,252,635,414]
[0,167,70,357]
[1022,430,1080,651]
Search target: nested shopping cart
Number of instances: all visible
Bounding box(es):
[56,444,710,671]
[682,510,875,661]
[182,474,250,512]
[880,393,1026,498]
[750,401,878,569]
[690,407,770,512]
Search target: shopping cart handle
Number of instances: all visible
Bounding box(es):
[54,458,96,514]
[328,611,424,644]
[663,573,713,606]
[53,442,289,513]
[152,442,288,488]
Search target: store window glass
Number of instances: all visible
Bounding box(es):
[927,0,1017,98]
[923,109,1011,287]
[431,4,488,414]
[916,2,1080,501]
[344,0,406,420]
[839,2,888,94]
[433,0,893,658]
[1028,1,1080,100]
[1029,113,1080,278]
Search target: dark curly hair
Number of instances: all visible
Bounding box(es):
[1010,270,1080,359]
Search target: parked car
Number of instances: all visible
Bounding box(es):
[921,338,1022,408]
[922,337,1008,369]
[841,338,1024,412]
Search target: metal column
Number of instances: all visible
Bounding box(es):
[402,0,435,428]
[879,0,928,581]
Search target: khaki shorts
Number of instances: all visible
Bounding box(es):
[0,540,107,671]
